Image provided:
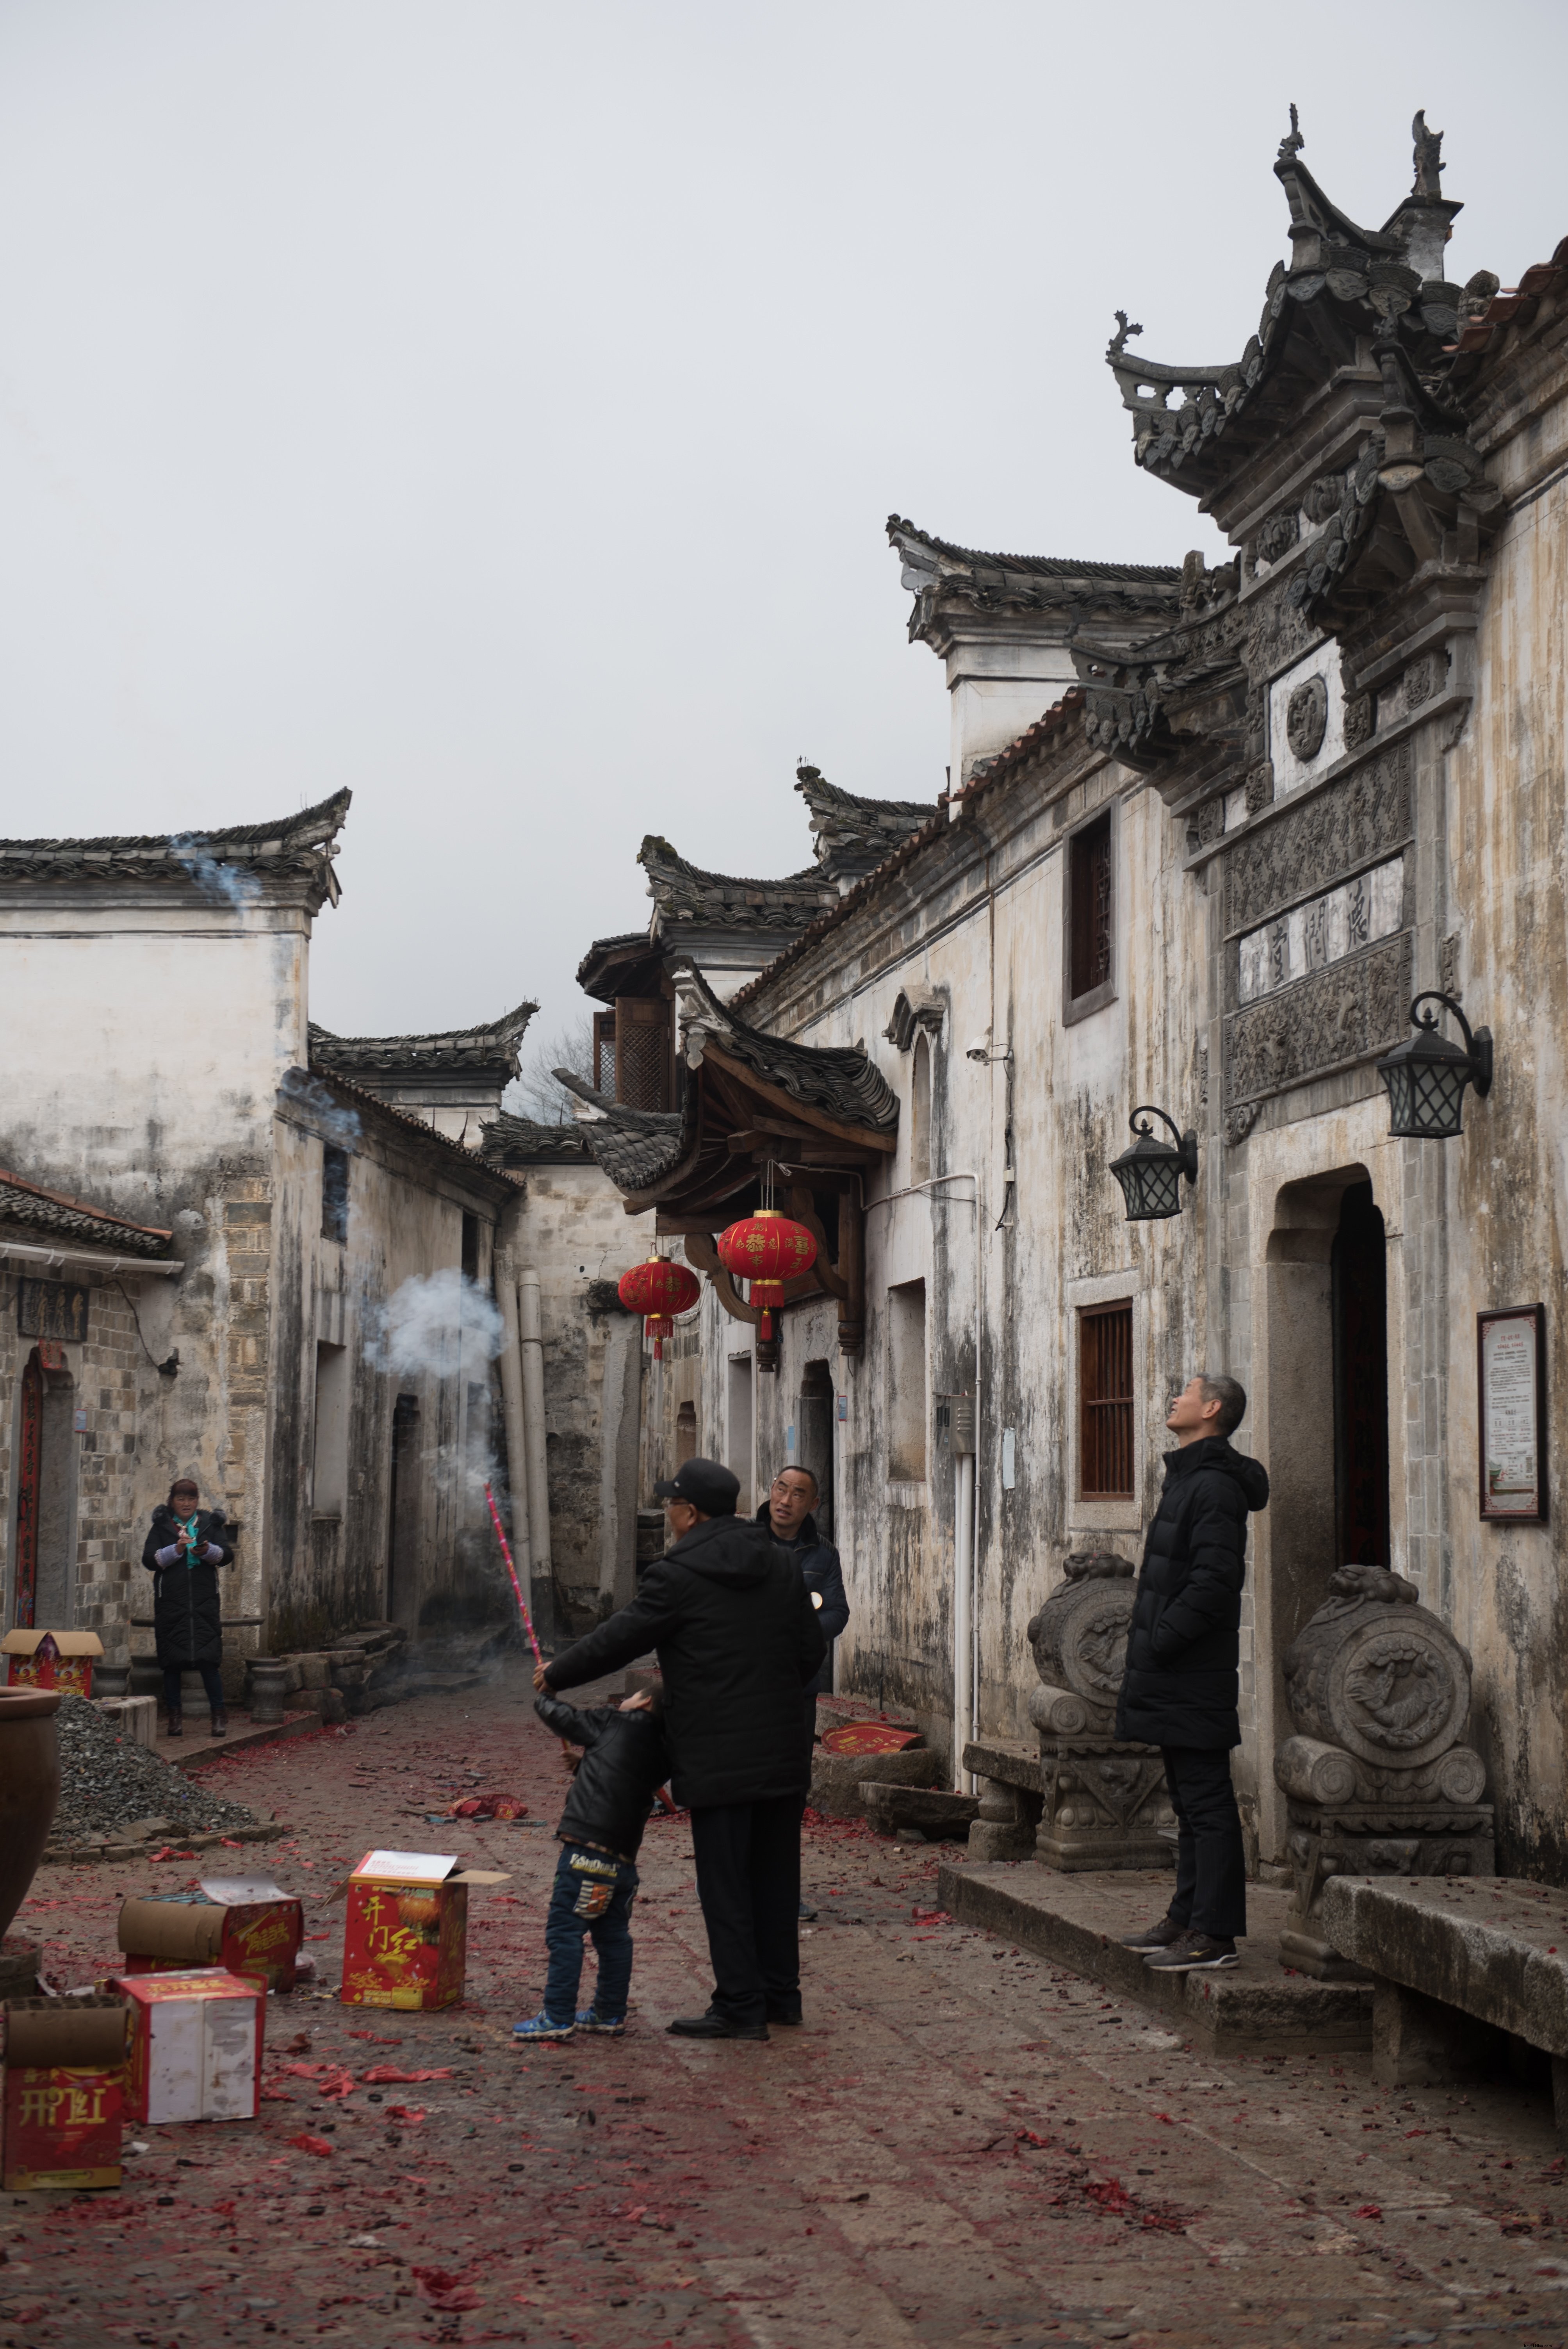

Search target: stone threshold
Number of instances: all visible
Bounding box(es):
[155,1709,326,1771]
[41,1820,288,1867]
[938,1859,1373,2056]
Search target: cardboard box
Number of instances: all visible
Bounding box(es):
[1,1997,128,2190]
[2,1630,104,1698]
[339,1850,510,2012]
[118,1878,304,1993]
[114,1969,264,2124]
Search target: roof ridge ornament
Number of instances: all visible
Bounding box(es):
[1278,102,1304,162]
[1108,310,1143,358]
[1411,109,1443,201]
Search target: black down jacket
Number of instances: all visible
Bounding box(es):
[543,1515,825,1809]
[1114,1438,1270,1751]
[533,1692,670,1861]
[753,1502,849,1698]
[141,1506,237,1672]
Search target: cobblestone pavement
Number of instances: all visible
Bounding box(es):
[6,1661,1567,2347]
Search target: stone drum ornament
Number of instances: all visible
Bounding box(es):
[1026,1552,1175,1872]
[1285,673,1329,761]
[1275,1565,1493,1978]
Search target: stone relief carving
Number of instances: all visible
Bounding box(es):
[1284,674,1329,761]
[1303,474,1344,525]
[1256,508,1300,565]
[1245,760,1274,815]
[1195,795,1226,846]
[1403,654,1441,711]
[1343,692,1375,751]
[1224,1101,1262,1146]
[1439,932,1462,1000]
[1224,932,1412,1109]
[1025,1554,1176,1873]
[1274,1565,1493,1977]
[1222,741,1412,937]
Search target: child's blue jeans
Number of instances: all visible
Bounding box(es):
[542,1843,638,2024]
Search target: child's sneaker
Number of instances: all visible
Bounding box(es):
[512,2013,575,2041]
[574,2009,625,2035]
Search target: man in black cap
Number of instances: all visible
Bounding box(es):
[534,1456,824,2040]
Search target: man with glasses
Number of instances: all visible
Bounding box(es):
[758,1465,849,1921]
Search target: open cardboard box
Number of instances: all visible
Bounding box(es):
[111,1968,265,2125]
[2,1629,104,1698]
[118,1877,305,1993]
[335,1850,510,2012]
[0,1996,128,2191]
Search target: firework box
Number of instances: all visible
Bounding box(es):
[1,1630,103,1698]
[1,1997,128,2190]
[117,1879,304,1993]
[114,1968,264,2124]
[337,1850,511,2011]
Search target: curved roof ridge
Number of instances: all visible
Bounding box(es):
[0,788,351,859]
[887,514,1180,586]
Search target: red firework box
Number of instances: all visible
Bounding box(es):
[116,1877,304,1993]
[1,1629,103,1698]
[337,1850,510,2011]
[1,1998,128,2192]
[114,1969,265,2124]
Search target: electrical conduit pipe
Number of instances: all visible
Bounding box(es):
[517,1269,553,1591]
[494,1255,534,1584]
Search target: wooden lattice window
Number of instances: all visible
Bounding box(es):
[615,995,672,1110]
[1069,811,1114,1003]
[593,1011,617,1094]
[1079,1299,1133,1499]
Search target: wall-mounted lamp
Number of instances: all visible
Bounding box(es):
[965,1034,1014,1065]
[1109,1105,1198,1221]
[1375,991,1493,1139]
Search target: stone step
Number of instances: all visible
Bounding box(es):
[861,1784,979,1840]
[938,1860,1373,2057]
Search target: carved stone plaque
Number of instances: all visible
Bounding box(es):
[1224,931,1412,1111]
[1285,674,1329,760]
[1222,741,1411,937]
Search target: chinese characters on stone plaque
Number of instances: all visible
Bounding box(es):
[1478,1305,1547,1523]
[17,1278,89,1343]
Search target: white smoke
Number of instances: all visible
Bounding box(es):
[368,1268,504,1385]
[169,834,262,911]
[278,1066,363,1151]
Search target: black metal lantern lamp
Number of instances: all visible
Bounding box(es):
[1109,1105,1199,1221]
[1376,991,1493,1139]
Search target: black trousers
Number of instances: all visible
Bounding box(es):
[1162,1745,1247,1941]
[689,1795,802,2026]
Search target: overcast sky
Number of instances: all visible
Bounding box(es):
[2,2,1564,1058]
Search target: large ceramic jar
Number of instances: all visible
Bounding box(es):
[0,1688,62,1941]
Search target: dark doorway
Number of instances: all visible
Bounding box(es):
[1332,1180,1390,1566]
[13,1351,42,1627]
[798,1360,835,1541]
[387,1393,421,1624]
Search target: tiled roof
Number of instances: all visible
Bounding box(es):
[0,789,351,888]
[887,515,1180,588]
[477,1113,594,1168]
[298,1071,523,1189]
[794,765,941,880]
[639,835,836,934]
[731,695,1085,1011]
[308,1001,536,1078]
[678,965,898,1135]
[552,1080,690,1192]
[0,1169,175,1260]
[1445,237,1568,382]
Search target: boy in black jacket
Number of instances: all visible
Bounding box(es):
[513,1688,668,2043]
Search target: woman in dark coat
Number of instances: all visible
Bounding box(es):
[141,1478,236,1737]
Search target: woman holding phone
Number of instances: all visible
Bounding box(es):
[141,1478,237,1737]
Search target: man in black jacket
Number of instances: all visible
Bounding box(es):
[1115,1373,1269,1974]
[536,1457,825,2040]
[758,1465,850,1921]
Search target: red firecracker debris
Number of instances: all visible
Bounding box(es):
[1355,2203,1383,2219]
[287,2134,335,2158]
[412,2267,482,2313]
[360,2066,453,2084]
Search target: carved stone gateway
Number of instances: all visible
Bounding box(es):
[1027,1553,1175,1871]
[1276,1565,1494,1978]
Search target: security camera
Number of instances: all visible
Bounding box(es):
[966,1035,991,1064]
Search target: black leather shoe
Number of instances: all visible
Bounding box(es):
[666,2010,769,2041]
[165,1715,183,1739]
[766,2001,803,2026]
[1119,1914,1183,1952]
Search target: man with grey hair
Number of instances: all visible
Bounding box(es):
[1115,1372,1268,1973]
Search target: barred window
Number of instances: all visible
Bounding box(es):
[1068,811,1114,1006]
[1079,1299,1133,1499]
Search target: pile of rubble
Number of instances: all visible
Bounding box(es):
[246,1623,410,1725]
[47,1693,263,1857]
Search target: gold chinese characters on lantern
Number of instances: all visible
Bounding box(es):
[716,1208,816,1340]
[616,1254,701,1360]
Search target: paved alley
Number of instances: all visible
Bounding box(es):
[5,1665,1566,2349]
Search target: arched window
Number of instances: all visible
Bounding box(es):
[911,1033,932,1186]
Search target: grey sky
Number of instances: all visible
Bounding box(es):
[2,2,1564,1050]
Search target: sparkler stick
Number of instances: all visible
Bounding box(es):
[484,1482,543,1666]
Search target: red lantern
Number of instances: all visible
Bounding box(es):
[617,1255,700,1359]
[716,1208,817,1341]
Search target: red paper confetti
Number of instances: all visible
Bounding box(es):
[1355,2203,1382,2219]
[361,2066,453,2084]
[287,2134,335,2158]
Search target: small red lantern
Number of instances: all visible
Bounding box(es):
[617,1254,700,1359]
[716,1208,817,1341]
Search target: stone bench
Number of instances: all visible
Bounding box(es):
[1322,1873,1568,2137]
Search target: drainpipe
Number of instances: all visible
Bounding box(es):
[494,1255,533,1582]
[517,1269,553,1600]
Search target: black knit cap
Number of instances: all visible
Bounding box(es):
[652,1457,739,1517]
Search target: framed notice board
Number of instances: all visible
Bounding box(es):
[1478,1305,1548,1523]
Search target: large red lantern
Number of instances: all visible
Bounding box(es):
[617,1253,700,1360]
[716,1208,817,1340]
